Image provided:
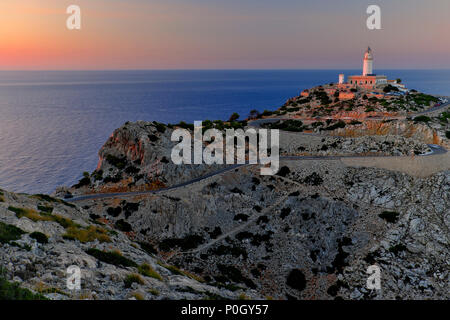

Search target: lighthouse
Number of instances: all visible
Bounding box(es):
[347,47,387,88]
[362,47,373,76]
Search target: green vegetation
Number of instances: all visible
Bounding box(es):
[153,121,167,133]
[138,242,157,255]
[383,85,399,93]
[92,170,103,181]
[148,288,160,296]
[159,234,205,251]
[389,243,407,255]
[438,112,450,123]
[63,225,111,243]
[170,121,194,130]
[264,119,304,132]
[85,248,138,268]
[30,232,48,244]
[378,211,400,223]
[261,110,274,117]
[74,172,91,188]
[138,264,163,281]
[323,121,346,131]
[37,205,53,214]
[157,261,203,282]
[124,274,144,288]
[412,93,438,106]
[31,194,76,208]
[228,112,240,122]
[9,204,111,244]
[106,155,127,170]
[0,222,26,244]
[413,115,431,123]
[0,268,47,300]
[8,206,52,223]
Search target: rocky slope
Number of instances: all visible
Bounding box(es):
[0,190,260,300]
[5,113,449,300]
[76,160,449,300]
[53,118,449,300]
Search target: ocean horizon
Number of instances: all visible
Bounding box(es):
[1,69,449,194]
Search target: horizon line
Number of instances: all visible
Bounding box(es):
[1,68,450,72]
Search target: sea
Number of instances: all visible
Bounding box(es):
[0,69,449,194]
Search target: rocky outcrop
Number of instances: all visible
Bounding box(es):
[330,120,443,145]
[66,121,223,195]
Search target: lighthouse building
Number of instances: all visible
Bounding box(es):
[346,47,387,89]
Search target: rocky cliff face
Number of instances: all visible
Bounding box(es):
[78,159,449,300]
[0,190,260,300]
[65,121,223,195]
[330,120,444,145]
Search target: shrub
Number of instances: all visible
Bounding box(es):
[138,242,157,255]
[124,274,144,288]
[153,122,167,133]
[324,121,346,131]
[0,222,25,244]
[37,205,53,213]
[106,154,127,169]
[30,232,49,244]
[92,170,103,181]
[74,176,91,188]
[0,270,47,300]
[158,234,204,251]
[31,194,76,208]
[228,112,240,122]
[413,115,431,123]
[286,269,306,291]
[138,264,163,281]
[85,248,137,268]
[114,219,133,232]
[378,211,400,223]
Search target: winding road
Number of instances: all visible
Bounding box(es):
[64,98,449,203]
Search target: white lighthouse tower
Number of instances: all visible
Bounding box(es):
[362,47,373,76]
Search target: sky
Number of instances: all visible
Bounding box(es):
[0,0,449,70]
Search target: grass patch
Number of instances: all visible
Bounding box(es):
[8,206,52,222]
[31,194,76,208]
[0,222,26,244]
[30,232,48,244]
[63,225,111,243]
[138,264,163,281]
[148,288,159,296]
[37,205,53,213]
[157,261,203,282]
[10,206,109,243]
[124,274,144,288]
[85,248,137,268]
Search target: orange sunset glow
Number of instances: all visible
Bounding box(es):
[1,0,450,70]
